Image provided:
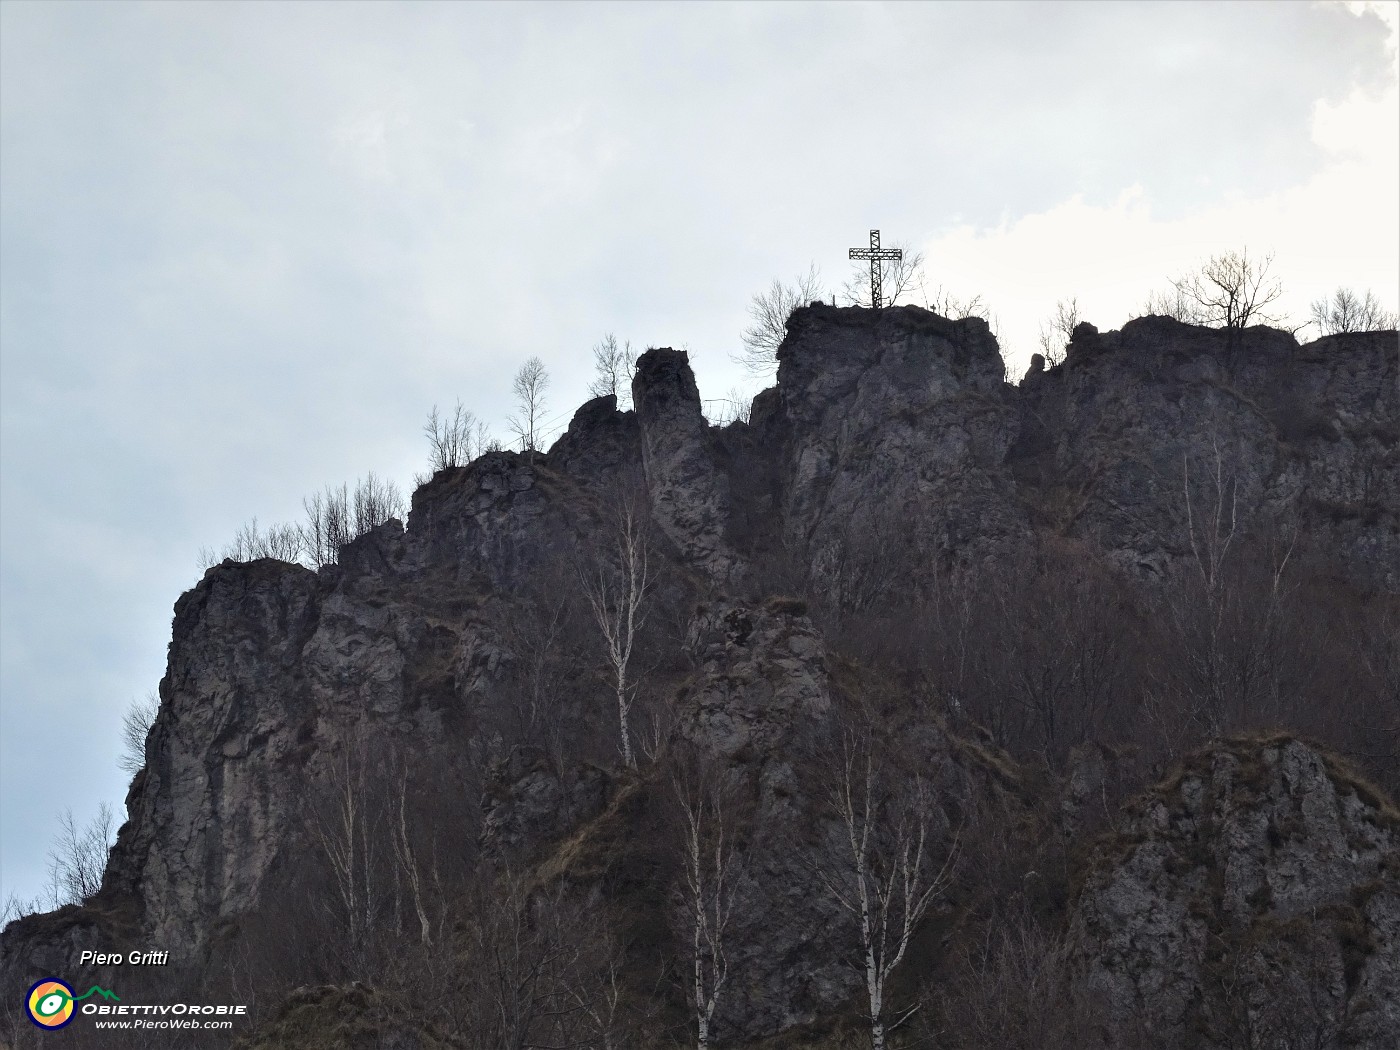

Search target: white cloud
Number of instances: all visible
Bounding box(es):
[922,2,1398,375]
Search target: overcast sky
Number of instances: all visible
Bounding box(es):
[2,0,1396,906]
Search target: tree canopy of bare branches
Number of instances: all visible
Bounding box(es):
[423,400,482,472]
[509,356,551,452]
[301,475,404,569]
[734,264,824,378]
[304,742,384,978]
[199,474,405,573]
[1310,287,1398,335]
[1146,248,1288,338]
[199,516,304,569]
[916,281,998,340]
[712,386,753,426]
[46,803,114,907]
[588,333,639,408]
[119,691,159,776]
[1037,298,1080,366]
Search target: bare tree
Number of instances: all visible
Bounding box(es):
[561,922,632,1050]
[509,356,551,452]
[936,918,1098,1050]
[119,691,159,776]
[455,871,616,1049]
[1037,298,1080,366]
[1182,436,1242,599]
[2,891,48,926]
[297,475,403,569]
[1151,435,1302,742]
[734,264,824,378]
[1310,287,1399,335]
[580,504,653,768]
[305,741,383,978]
[423,400,477,471]
[200,517,303,569]
[206,517,305,566]
[817,733,959,1050]
[637,701,677,767]
[987,557,1129,767]
[490,561,600,775]
[672,767,740,1050]
[351,471,404,536]
[1141,283,1208,324]
[722,386,753,425]
[46,803,114,906]
[1166,437,1245,741]
[300,485,350,570]
[844,245,925,309]
[918,279,994,324]
[706,387,754,427]
[1148,248,1288,339]
[588,333,639,407]
[387,764,444,948]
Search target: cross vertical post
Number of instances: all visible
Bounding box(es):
[848,229,903,309]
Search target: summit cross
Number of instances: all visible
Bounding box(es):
[848,229,903,309]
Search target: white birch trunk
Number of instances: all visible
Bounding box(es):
[583,506,651,769]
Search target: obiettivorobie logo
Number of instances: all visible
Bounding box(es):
[25,978,120,1030]
[23,976,248,1033]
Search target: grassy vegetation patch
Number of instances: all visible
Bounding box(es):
[235,983,462,1050]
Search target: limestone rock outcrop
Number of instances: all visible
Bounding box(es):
[670,598,1027,1040]
[2,304,1396,1048]
[1070,735,1400,1049]
[771,305,1028,584]
[632,347,743,584]
[1013,318,1399,586]
[671,600,849,1037]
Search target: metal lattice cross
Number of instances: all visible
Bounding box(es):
[848,229,903,309]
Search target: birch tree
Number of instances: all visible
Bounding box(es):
[509,356,550,452]
[305,741,382,978]
[818,733,959,1050]
[1163,435,1298,740]
[673,767,741,1050]
[580,505,653,769]
[388,766,440,947]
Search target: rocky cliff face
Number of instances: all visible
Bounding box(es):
[673,600,850,1037]
[1070,735,1400,1049]
[771,306,1027,585]
[1013,318,1399,586]
[633,348,744,584]
[2,306,1396,1048]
